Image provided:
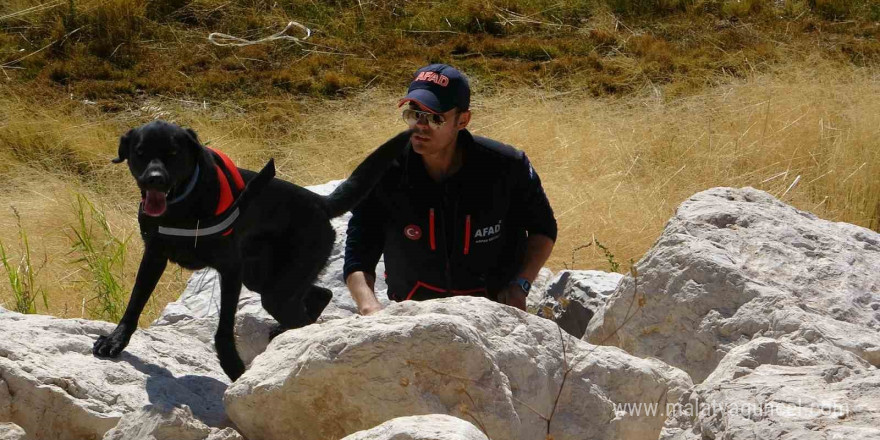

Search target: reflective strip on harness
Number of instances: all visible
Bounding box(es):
[404,280,487,301]
[157,208,240,237]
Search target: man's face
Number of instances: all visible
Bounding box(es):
[404,103,471,155]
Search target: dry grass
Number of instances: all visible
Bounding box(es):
[4,0,879,101]
[0,89,187,323]
[0,60,877,323]
[499,62,880,269]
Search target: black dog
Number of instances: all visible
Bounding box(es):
[93,120,410,380]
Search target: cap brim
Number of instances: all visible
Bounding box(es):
[398,88,449,114]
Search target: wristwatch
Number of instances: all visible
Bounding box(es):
[511,277,532,294]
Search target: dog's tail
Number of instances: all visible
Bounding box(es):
[321,129,412,218]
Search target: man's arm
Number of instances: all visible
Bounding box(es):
[499,153,557,310]
[346,271,382,315]
[498,234,555,310]
[517,233,555,282]
[343,189,386,315]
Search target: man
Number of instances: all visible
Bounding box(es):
[344,64,557,315]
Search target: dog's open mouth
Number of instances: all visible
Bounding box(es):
[143,190,168,217]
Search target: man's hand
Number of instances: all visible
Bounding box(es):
[347,271,384,316]
[497,284,528,311]
[359,302,383,316]
[497,233,554,312]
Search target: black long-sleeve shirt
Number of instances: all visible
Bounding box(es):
[344,129,557,301]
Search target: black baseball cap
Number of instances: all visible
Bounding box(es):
[398,64,470,114]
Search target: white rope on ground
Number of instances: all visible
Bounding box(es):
[208,21,311,47]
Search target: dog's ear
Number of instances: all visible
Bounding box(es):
[110,128,136,163]
[112,129,136,164]
[183,128,203,149]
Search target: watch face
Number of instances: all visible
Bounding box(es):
[511,278,531,293]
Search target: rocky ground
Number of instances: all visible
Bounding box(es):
[0,184,877,439]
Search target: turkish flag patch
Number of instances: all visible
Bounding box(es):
[404,224,422,241]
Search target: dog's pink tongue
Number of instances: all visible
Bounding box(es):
[143,190,167,217]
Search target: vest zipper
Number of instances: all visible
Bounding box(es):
[464,215,471,255]
[429,208,436,251]
[442,184,454,294]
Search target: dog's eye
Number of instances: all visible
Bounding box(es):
[136,148,143,156]
[169,149,177,156]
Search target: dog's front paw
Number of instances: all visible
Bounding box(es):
[93,326,132,357]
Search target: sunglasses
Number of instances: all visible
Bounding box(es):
[402,108,449,129]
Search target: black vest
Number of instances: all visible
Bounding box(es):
[374,130,528,301]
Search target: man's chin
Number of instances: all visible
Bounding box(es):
[411,139,430,154]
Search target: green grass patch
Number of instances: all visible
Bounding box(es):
[0,208,48,314]
[68,193,130,322]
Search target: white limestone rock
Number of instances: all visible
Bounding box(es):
[224,296,693,440]
[536,270,623,338]
[102,405,243,440]
[585,187,880,383]
[660,338,880,439]
[0,423,26,440]
[0,375,10,421]
[339,414,488,440]
[0,309,230,440]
